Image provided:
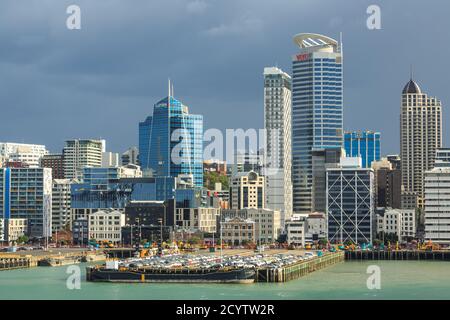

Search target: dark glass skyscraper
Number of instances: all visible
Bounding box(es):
[291,33,343,213]
[139,91,203,187]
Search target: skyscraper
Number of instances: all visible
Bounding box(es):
[63,139,105,180]
[400,77,442,203]
[263,66,293,225]
[344,130,381,168]
[139,86,203,187]
[291,33,343,213]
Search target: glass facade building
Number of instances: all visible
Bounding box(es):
[291,33,343,213]
[327,164,374,244]
[139,95,203,187]
[344,131,381,168]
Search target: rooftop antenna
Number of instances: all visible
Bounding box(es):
[172,82,174,98]
[339,31,343,54]
[410,64,413,80]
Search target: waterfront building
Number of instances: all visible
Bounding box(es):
[0,142,48,167]
[371,158,401,209]
[326,157,374,244]
[125,200,175,227]
[263,66,293,226]
[344,131,381,168]
[291,33,343,213]
[424,167,450,244]
[52,179,72,232]
[121,225,172,245]
[306,212,327,241]
[221,217,256,246]
[72,217,89,246]
[376,208,416,242]
[70,176,176,223]
[311,147,343,212]
[0,218,27,243]
[88,209,125,244]
[174,207,220,234]
[401,78,442,204]
[229,171,265,210]
[40,154,65,179]
[220,208,281,243]
[121,146,139,166]
[63,139,105,180]
[285,214,308,247]
[0,168,52,238]
[138,90,203,187]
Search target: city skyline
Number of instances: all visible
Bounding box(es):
[0,0,449,156]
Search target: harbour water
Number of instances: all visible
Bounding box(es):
[1,261,450,299]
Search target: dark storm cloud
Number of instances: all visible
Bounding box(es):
[0,0,449,155]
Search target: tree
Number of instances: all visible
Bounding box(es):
[204,171,229,190]
[17,235,29,244]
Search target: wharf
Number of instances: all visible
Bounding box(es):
[0,250,106,270]
[345,250,450,261]
[255,251,344,282]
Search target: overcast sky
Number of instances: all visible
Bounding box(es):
[0,0,448,155]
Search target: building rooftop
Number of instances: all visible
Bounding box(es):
[402,79,421,94]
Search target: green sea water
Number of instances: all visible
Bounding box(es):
[1,261,450,300]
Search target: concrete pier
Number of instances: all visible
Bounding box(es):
[345,250,450,261]
[255,252,344,283]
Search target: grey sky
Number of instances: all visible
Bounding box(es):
[0,0,448,156]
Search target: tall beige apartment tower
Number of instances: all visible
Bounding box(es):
[400,77,442,203]
[263,67,293,227]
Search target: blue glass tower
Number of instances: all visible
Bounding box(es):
[139,90,203,187]
[291,33,343,213]
[344,131,381,168]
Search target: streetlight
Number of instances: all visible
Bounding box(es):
[158,218,163,245]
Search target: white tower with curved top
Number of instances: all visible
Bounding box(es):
[291,33,343,213]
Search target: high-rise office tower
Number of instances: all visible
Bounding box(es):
[400,77,442,203]
[291,33,343,213]
[63,139,105,180]
[263,67,293,225]
[139,85,203,187]
[344,131,381,168]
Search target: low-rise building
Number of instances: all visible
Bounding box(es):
[0,218,27,243]
[88,210,125,244]
[285,214,308,247]
[220,208,281,243]
[376,208,416,242]
[175,207,220,234]
[72,218,89,246]
[306,212,327,241]
[221,217,255,246]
